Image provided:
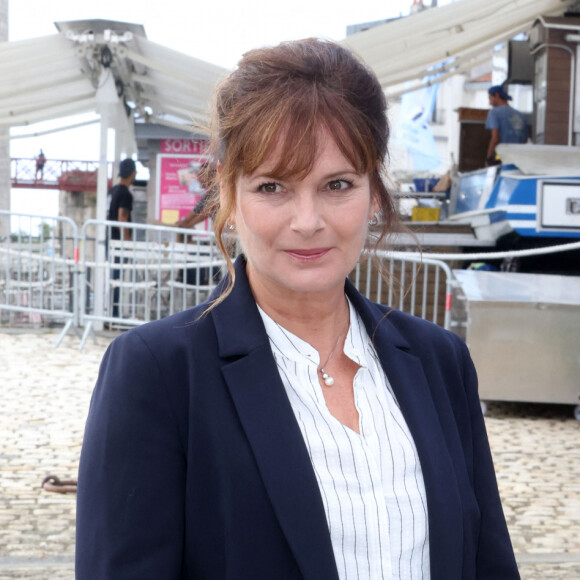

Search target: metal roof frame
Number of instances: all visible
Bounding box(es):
[0,18,227,137]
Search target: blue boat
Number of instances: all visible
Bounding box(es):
[448,144,580,241]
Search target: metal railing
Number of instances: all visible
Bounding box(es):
[78,220,226,348]
[1,212,471,345]
[352,251,455,330]
[0,210,79,346]
[10,158,114,191]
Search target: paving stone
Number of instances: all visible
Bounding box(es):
[1,332,580,578]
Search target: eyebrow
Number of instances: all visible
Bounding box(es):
[323,169,360,179]
[247,168,360,181]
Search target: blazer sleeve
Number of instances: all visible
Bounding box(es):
[457,338,520,579]
[76,331,187,579]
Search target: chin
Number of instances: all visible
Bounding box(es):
[248,253,355,296]
[280,271,348,295]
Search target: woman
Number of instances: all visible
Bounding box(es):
[76,39,519,579]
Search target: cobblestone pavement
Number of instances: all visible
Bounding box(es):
[1,331,579,579]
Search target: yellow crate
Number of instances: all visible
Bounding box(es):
[411,207,440,222]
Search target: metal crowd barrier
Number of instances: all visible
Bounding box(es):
[352,250,455,330]
[78,220,227,348]
[0,210,79,346]
[1,212,458,345]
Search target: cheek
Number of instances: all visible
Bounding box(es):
[351,196,374,226]
[335,209,370,247]
[234,199,276,251]
[236,199,258,234]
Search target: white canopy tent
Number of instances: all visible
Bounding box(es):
[0,19,228,139]
[1,1,578,137]
[344,0,579,96]
[1,1,579,139]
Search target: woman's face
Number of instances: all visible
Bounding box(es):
[230,130,378,301]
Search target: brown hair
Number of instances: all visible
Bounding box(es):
[204,38,404,306]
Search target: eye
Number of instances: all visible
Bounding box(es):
[327,179,353,191]
[258,182,282,194]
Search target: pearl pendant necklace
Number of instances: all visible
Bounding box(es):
[318,318,349,387]
[320,370,335,386]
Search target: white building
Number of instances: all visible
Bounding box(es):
[348,6,535,181]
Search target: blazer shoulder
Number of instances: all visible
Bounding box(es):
[121,302,215,344]
[103,303,221,382]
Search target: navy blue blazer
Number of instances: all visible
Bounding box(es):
[76,257,519,579]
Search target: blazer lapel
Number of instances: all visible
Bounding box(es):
[212,258,339,580]
[346,283,464,579]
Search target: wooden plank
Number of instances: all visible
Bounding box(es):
[544,123,570,144]
[547,52,573,71]
[546,80,571,93]
[545,110,570,124]
[546,91,571,105]
[547,68,571,82]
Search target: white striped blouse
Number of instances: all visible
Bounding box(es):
[257,299,430,579]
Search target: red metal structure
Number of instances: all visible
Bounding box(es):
[11,158,113,191]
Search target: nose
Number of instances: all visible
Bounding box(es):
[290,190,324,236]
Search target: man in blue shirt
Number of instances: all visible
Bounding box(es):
[485,85,528,166]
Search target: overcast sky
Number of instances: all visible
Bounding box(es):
[8,0,455,215]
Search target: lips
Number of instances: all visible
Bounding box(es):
[285,248,331,260]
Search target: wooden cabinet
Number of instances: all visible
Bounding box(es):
[456,107,489,172]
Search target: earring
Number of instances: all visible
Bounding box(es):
[368,215,379,226]
[227,223,235,231]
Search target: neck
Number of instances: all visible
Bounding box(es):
[249,269,349,348]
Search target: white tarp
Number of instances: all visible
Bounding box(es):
[125,36,227,129]
[0,28,227,134]
[344,0,579,94]
[0,34,96,127]
[0,0,578,133]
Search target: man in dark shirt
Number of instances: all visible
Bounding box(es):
[107,158,136,241]
[106,158,137,321]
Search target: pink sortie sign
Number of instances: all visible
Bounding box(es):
[157,139,209,224]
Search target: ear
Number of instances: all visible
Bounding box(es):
[369,196,381,220]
